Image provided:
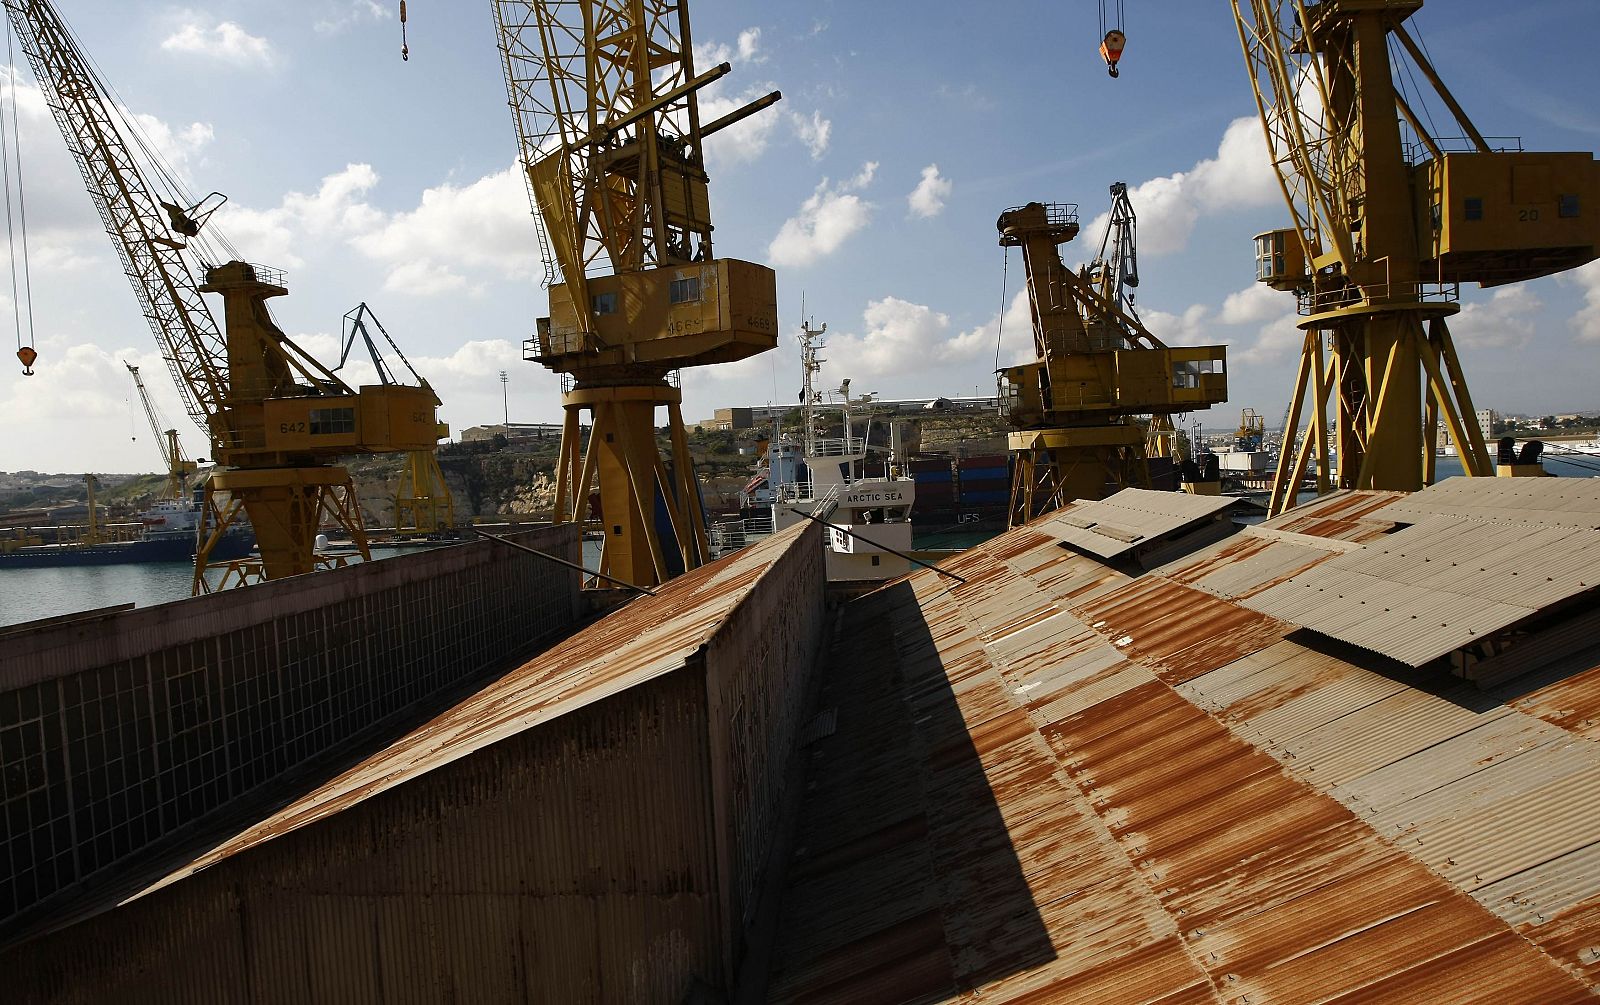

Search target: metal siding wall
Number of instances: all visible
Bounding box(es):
[704,522,826,967]
[5,666,722,1004]
[0,526,582,925]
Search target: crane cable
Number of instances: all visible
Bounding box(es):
[992,245,1010,406]
[53,9,241,265]
[1098,0,1126,77]
[2,23,36,375]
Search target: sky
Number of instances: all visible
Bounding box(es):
[0,0,1597,473]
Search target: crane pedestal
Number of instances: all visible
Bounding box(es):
[196,467,368,593]
[1008,426,1151,526]
[552,382,709,589]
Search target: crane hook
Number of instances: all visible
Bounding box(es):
[399,0,409,61]
[16,345,36,375]
[1100,30,1125,78]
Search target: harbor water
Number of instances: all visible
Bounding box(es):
[4,456,1596,630]
[0,545,443,629]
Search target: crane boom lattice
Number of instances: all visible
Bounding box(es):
[4,0,226,434]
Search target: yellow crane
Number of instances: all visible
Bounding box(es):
[495,0,782,588]
[1233,0,1600,515]
[337,303,455,536]
[1002,186,1229,525]
[124,361,198,503]
[5,0,444,591]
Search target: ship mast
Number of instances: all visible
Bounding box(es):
[798,319,827,457]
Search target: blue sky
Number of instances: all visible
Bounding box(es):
[1,0,1597,473]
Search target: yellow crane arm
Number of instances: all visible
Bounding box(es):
[3,0,229,432]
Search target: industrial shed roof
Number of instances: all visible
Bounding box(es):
[1041,487,1240,561]
[763,476,1600,1002]
[1378,475,1600,529]
[1241,488,1600,667]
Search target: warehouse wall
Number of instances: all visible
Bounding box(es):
[703,525,826,975]
[4,523,829,1004]
[0,525,582,924]
[5,669,718,1005]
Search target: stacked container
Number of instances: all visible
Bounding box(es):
[956,454,1010,508]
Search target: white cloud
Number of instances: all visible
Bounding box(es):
[2,339,203,462]
[1142,304,1213,347]
[381,258,471,297]
[768,163,877,269]
[694,27,763,69]
[1084,116,1277,256]
[1567,260,1600,342]
[1451,285,1541,350]
[942,290,1034,366]
[216,164,383,268]
[314,1,386,35]
[1218,283,1282,326]
[351,165,540,291]
[820,298,951,377]
[161,18,277,68]
[213,162,538,294]
[1141,282,1300,366]
[790,110,832,160]
[818,290,1038,381]
[699,83,782,165]
[907,164,952,220]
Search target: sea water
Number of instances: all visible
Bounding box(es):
[0,546,439,629]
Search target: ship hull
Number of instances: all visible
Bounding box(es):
[0,530,255,568]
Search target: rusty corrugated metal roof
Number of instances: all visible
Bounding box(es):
[763,478,1600,1001]
[1040,487,1240,560]
[1259,488,1407,542]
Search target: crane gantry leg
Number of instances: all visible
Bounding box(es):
[553,382,709,588]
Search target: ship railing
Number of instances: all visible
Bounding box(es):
[808,436,862,457]
[811,483,842,521]
[708,514,778,558]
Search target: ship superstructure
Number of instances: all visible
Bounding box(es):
[726,320,918,581]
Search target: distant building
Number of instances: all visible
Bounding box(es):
[1436,409,1498,450]
[461,422,564,443]
[1477,409,1497,445]
[701,394,1002,429]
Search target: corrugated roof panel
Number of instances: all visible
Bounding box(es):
[769,493,1600,1001]
[1040,488,1239,560]
[1072,577,1291,685]
[1242,562,1557,666]
[1365,739,1600,891]
[1175,537,1339,602]
[1188,637,1600,940]
[1521,889,1600,980]
[1515,656,1600,741]
[1477,838,1600,927]
[1262,488,1408,541]
[1035,674,1591,1003]
[1379,476,1600,529]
